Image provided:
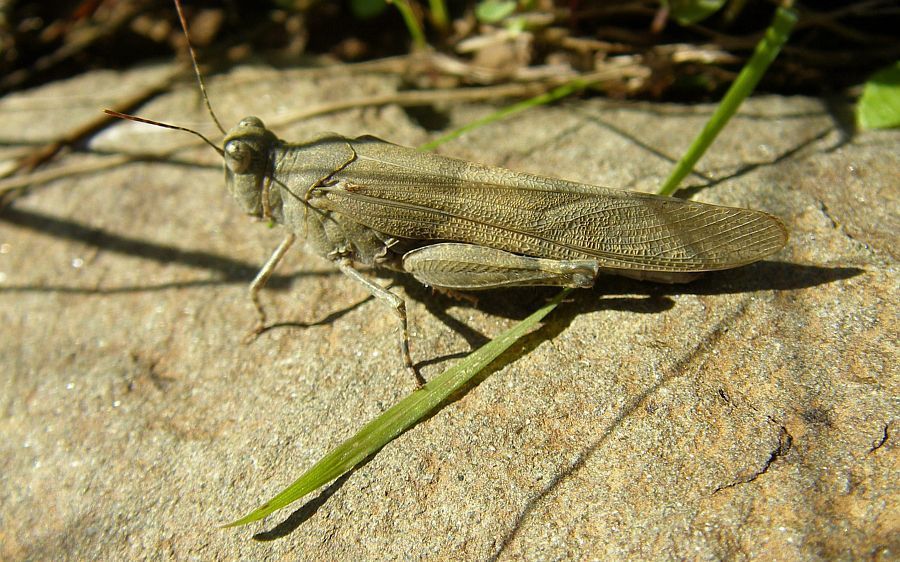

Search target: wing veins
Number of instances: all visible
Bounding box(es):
[320,185,759,269]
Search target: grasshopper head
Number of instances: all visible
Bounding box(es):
[223,116,277,217]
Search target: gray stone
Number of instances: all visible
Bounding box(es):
[0,64,896,560]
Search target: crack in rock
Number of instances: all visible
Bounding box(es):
[714,426,793,494]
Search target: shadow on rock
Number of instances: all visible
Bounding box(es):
[250,468,360,542]
[0,205,321,293]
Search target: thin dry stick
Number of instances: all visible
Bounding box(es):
[2,72,636,203]
[0,57,651,207]
[268,82,552,129]
[266,66,643,130]
[5,67,183,177]
[0,137,202,208]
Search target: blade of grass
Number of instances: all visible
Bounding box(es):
[428,0,449,33]
[226,288,571,527]
[418,77,593,151]
[389,0,428,51]
[657,3,797,197]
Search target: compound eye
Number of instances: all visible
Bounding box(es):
[224,140,252,174]
[238,116,264,129]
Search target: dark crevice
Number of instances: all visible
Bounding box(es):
[713,426,793,494]
[402,105,452,132]
[869,422,891,454]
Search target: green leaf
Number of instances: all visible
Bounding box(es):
[858,62,900,130]
[665,0,727,25]
[350,0,388,20]
[476,0,517,24]
[225,288,571,527]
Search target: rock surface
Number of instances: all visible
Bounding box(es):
[0,64,896,560]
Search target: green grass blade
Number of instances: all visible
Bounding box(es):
[657,4,797,197]
[225,288,571,527]
[476,1,517,23]
[417,78,592,151]
[390,0,428,51]
[428,0,449,32]
[665,0,727,25]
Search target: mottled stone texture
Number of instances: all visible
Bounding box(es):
[0,65,896,560]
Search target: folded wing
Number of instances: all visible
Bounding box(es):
[312,137,787,273]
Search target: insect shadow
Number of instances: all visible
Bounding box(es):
[0,204,862,369]
[232,260,865,542]
[372,259,861,369]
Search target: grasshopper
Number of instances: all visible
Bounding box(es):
[107,1,787,385]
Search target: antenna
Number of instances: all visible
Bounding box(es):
[103,109,225,156]
[173,0,227,135]
[102,0,230,153]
